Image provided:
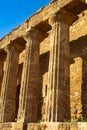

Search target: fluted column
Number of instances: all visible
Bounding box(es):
[46,12,72,122]
[0,45,19,122]
[17,27,40,123]
[0,51,6,95]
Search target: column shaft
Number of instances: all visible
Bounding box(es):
[46,16,70,122]
[0,45,19,122]
[0,53,5,95]
[17,28,39,123]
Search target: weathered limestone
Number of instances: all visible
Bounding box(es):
[1,122,87,130]
[0,122,87,130]
[0,51,6,95]
[0,122,25,130]
[0,0,87,130]
[46,11,74,122]
[0,44,19,122]
[17,27,40,123]
[27,122,87,130]
[0,0,87,49]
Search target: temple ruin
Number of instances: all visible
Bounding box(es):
[0,0,87,129]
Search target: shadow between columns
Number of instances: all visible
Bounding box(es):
[70,34,87,120]
[38,51,49,121]
[15,63,23,120]
[0,50,6,96]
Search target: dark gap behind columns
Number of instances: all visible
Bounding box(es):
[15,63,23,121]
[70,34,87,120]
[38,51,49,121]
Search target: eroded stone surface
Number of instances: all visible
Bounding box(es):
[0,0,87,129]
[0,122,87,130]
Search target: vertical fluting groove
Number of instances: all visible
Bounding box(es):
[46,16,70,122]
[0,54,5,97]
[17,29,39,123]
[55,22,60,121]
[46,21,59,122]
[53,22,59,122]
[0,46,19,122]
[17,40,32,122]
[49,26,55,121]
[1,51,12,121]
[51,22,58,121]
[3,51,13,121]
[24,40,33,122]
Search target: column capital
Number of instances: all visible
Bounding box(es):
[49,14,58,26]
[23,27,44,43]
[5,44,15,53]
[49,9,78,26]
[4,43,21,54]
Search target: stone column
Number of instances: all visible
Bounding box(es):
[46,12,73,122]
[0,51,6,95]
[0,45,19,122]
[17,27,40,123]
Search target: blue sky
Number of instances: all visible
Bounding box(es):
[0,0,51,39]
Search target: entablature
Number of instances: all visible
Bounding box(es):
[0,0,87,49]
